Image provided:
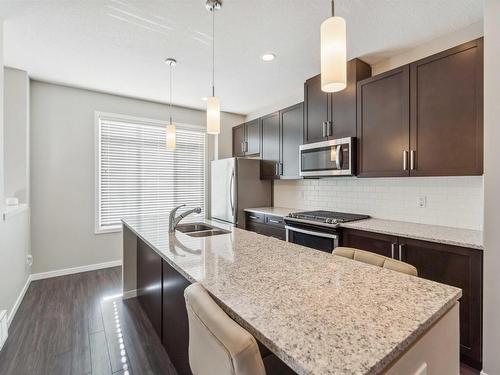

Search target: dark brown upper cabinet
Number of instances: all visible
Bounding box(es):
[304,74,329,144]
[357,38,483,178]
[232,119,261,157]
[232,124,246,157]
[280,103,303,179]
[260,112,281,179]
[409,38,483,176]
[260,103,304,180]
[357,66,410,177]
[304,59,371,144]
[245,119,261,155]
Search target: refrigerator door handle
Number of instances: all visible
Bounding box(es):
[229,169,235,215]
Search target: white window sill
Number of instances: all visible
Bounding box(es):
[2,204,29,221]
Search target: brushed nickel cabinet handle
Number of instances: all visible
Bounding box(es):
[403,151,408,171]
[410,150,416,170]
[327,121,332,137]
[391,243,396,259]
[398,244,404,260]
[322,122,327,138]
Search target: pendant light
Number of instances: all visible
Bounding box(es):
[165,58,177,150]
[206,0,222,134]
[321,0,347,93]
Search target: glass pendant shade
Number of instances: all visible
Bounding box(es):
[320,15,347,93]
[166,124,176,150]
[206,96,220,134]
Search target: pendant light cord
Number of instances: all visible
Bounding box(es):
[331,0,335,17]
[169,64,173,125]
[212,6,215,97]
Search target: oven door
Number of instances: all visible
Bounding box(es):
[285,225,339,253]
[299,137,355,177]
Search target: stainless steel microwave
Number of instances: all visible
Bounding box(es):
[299,137,355,177]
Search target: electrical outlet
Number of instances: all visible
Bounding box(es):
[417,196,427,208]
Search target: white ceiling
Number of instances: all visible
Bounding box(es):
[1,0,483,115]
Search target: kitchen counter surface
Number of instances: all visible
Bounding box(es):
[244,207,483,250]
[341,218,483,250]
[123,214,461,375]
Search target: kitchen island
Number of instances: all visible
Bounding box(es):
[122,214,461,375]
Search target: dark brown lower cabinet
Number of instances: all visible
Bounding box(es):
[162,260,192,375]
[341,228,483,369]
[246,212,286,240]
[341,228,397,258]
[399,239,483,369]
[137,238,163,339]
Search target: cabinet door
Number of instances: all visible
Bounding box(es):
[232,124,245,157]
[399,239,482,368]
[260,112,281,179]
[162,260,192,375]
[341,228,397,258]
[331,59,371,139]
[245,119,260,156]
[137,239,163,339]
[304,74,329,144]
[357,66,410,177]
[410,38,483,176]
[280,103,303,179]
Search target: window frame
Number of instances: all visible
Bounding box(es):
[94,111,208,234]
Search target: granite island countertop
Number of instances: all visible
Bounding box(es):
[123,214,461,375]
[244,207,483,250]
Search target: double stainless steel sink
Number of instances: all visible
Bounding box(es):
[176,222,230,237]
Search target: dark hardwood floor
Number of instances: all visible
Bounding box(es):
[0,267,177,375]
[0,266,481,375]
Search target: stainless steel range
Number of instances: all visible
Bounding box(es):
[284,210,370,253]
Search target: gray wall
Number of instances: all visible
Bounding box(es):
[30,81,243,273]
[0,24,31,325]
[4,68,29,204]
[0,210,30,322]
[0,20,4,202]
[483,1,500,374]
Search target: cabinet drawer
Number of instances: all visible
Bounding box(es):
[265,215,285,227]
[247,221,286,241]
[245,211,265,223]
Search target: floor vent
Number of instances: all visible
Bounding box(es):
[0,310,7,351]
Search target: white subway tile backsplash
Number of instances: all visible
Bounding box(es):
[273,176,484,230]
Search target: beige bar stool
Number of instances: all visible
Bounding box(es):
[333,247,418,276]
[184,283,295,375]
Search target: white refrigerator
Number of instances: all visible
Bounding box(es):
[210,158,272,228]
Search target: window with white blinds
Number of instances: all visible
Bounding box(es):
[96,114,206,233]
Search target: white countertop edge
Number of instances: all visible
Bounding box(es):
[2,204,29,221]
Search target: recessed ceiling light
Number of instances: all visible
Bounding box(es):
[261,53,276,62]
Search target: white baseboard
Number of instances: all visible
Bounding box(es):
[7,275,32,328]
[123,289,137,300]
[30,260,122,281]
